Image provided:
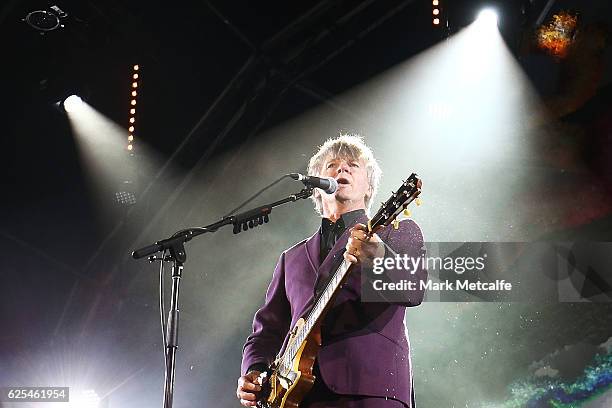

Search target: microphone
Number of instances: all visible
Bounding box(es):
[289,173,338,194]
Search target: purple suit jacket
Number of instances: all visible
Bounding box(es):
[241,214,426,407]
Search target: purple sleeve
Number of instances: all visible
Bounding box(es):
[379,219,428,306]
[241,252,292,375]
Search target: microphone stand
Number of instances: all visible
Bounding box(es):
[132,187,314,408]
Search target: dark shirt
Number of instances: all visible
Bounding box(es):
[319,209,365,263]
[315,209,366,299]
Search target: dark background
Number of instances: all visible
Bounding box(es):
[1,1,612,407]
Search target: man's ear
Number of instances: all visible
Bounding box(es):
[365,185,373,202]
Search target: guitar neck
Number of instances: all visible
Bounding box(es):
[283,258,352,363]
[305,259,352,333]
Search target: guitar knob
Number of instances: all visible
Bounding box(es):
[403,209,411,217]
[415,198,422,206]
[392,219,400,230]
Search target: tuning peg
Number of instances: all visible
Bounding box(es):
[415,198,422,206]
[392,219,400,230]
[403,208,411,217]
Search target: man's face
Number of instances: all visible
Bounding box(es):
[318,155,370,209]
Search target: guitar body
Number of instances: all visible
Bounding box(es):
[259,318,321,408]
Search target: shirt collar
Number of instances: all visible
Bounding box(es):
[321,208,366,235]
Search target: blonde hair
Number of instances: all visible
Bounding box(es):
[307,133,381,215]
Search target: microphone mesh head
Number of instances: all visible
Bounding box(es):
[326,178,338,194]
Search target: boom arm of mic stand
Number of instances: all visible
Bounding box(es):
[132,187,313,259]
[229,187,313,234]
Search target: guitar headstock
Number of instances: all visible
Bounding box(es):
[369,173,422,232]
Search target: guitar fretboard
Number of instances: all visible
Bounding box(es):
[279,257,351,371]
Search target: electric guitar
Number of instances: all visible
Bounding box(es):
[255,173,422,408]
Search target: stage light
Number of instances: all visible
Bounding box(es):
[115,190,136,205]
[476,9,498,27]
[115,178,136,207]
[126,64,139,152]
[23,6,68,33]
[115,189,136,205]
[63,95,84,112]
[536,11,578,59]
[432,0,442,26]
[115,179,136,207]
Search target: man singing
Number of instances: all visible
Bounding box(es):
[236,134,426,407]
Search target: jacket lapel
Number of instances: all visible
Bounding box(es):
[298,213,369,319]
[304,228,321,276]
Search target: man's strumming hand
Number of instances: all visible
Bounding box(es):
[237,370,262,407]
